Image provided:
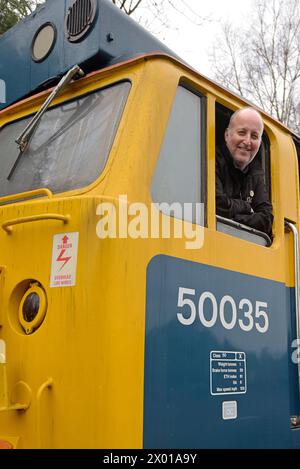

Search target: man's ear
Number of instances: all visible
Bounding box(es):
[224,128,229,142]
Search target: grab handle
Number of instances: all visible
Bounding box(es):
[2,213,70,234]
[285,220,300,427]
[0,188,53,206]
[36,378,53,448]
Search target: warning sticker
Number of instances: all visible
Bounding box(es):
[50,232,79,288]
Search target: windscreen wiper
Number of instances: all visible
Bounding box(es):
[7,64,84,180]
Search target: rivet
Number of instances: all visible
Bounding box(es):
[106,32,114,42]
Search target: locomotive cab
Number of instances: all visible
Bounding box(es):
[0,0,300,450]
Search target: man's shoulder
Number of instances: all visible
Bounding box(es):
[216,147,230,173]
[216,146,226,162]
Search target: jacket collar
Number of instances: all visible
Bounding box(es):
[221,144,250,175]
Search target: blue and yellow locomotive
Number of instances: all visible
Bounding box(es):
[0,0,300,449]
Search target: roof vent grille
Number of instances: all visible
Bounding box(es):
[65,0,97,42]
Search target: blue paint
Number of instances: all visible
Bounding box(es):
[0,0,177,110]
[286,288,300,417]
[144,255,300,448]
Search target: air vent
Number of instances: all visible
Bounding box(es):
[65,0,97,42]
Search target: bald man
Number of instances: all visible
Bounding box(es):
[216,107,273,238]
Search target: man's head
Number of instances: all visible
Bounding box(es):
[224,107,264,171]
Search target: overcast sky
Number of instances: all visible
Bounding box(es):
[137,0,254,78]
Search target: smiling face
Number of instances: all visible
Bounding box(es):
[225,108,264,171]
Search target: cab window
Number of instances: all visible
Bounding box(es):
[151,85,206,225]
[215,103,272,246]
[0,81,131,196]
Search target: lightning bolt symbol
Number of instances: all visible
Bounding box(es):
[57,249,71,270]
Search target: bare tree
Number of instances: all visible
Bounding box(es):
[211,0,300,133]
[0,1,43,34]
[113,0,208,33]
[112,0,143,16]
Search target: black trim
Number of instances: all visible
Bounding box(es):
[0,79,132,131]
[201,96,207,227]
[178,81,207,227]
[292,137,300,186]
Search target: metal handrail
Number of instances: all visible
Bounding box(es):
[2,213,70,234]
[0,188,53,206]
[285,220,300,426]
[216,215,272,246]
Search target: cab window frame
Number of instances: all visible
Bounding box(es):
[215,102,272,247]
[0,80,131,197]
[151,82,207,227]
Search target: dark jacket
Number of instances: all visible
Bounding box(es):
[216,145,273,237]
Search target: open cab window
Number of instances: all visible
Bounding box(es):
[215,103,272,247]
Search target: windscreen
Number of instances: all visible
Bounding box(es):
[0,81,130,196]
